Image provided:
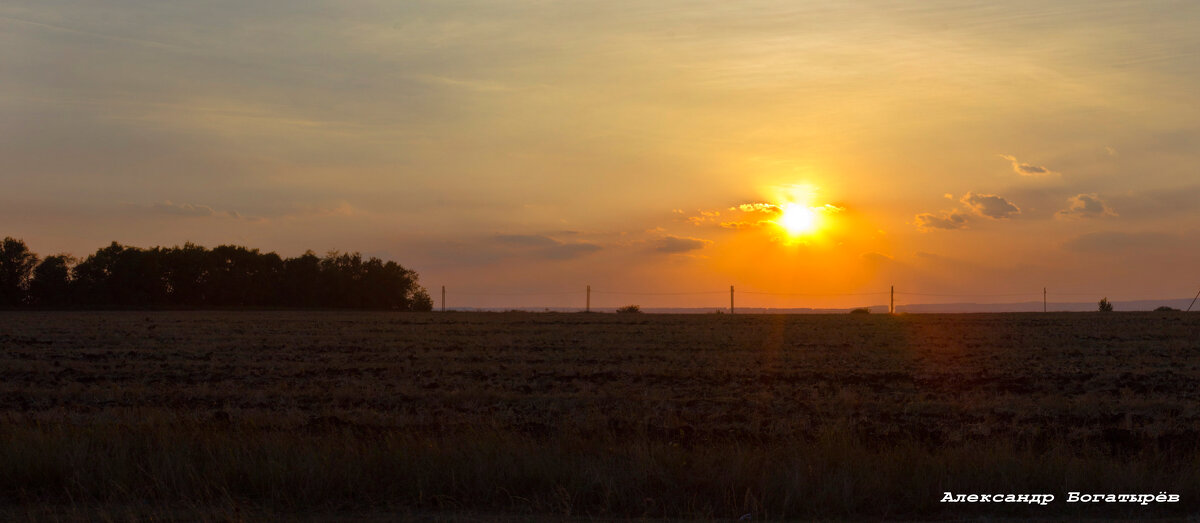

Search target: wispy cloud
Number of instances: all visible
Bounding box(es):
[914,210,969,231]
[686,210,721,225]
[999,154,1058,177]
[1063,231,1175,252]
[717,220,767,229]
[733,203,781,214]
[137,201,251,220]
[493,234,601,260]
[150,201,219,217]
[693,201,841,231]
[861,252,894,263]
[652,234,712,254]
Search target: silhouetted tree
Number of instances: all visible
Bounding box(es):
[5,237,432,310]
[204,245,282,307]
[0,237,39,307]
[159,243,210,307]
[72,242,169,307]
[1098,297,1113,312]
[410,287,433,312]
[29,255,73,307]
[319,251,364,307]
[282,251,322,307]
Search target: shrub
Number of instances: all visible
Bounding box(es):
[850,308,870,314]
[1098,297,1114,312]
[1155,306,1179,312]
[616,305,642,314]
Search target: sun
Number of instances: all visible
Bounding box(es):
[779,203,818,235]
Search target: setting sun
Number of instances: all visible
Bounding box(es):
[779,203,818,236]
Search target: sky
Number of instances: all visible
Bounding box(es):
[3,0,1199,309]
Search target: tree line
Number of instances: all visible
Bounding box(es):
[0,237,433,310]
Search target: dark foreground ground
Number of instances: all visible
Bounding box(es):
[1,311,1198,520]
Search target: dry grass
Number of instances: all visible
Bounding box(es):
[1,311,1199,519]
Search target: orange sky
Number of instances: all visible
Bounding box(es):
[2,1,1199,308]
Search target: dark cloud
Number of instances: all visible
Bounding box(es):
[1063,231,1176,252]
[913,210,969,231]
[999,155,1057,176]
[653,235,711,254]
[960,192,1020,219]
[1056,193,1116,219]
[914,191,1019,231]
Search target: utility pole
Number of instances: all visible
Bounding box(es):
[890,285,894,314]
[1043,287,1047,313]
[1188,286,1200,312]
[730,285,735,314]
[441,285,446,312]
[586,285,590,313]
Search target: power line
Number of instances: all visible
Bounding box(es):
[438,284,1195,311]
[450,290,581,296]
[897,292,1041,297]
[741,290,888,297]
[591,290,727,296]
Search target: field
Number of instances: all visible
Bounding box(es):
[1,311,1199,520]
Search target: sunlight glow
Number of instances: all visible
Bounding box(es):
[779,203,818,235]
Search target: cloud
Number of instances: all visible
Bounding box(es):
[734,203,782,214]
[407,234,601,267]
[914,191,1018,231]
[682,202,776,229]
[999,155,1058,176]
[1056,193,1116,219]
[1106,185,1200,220]
[652,234,712,254]
[686,210,721,225]
[542,243,603,259]
[689,201,839,232]
[715,201,840,230]
[150,201,216,216]
[913,210,969,231]
[960,192,1020,219]
[493,234,601,260]
[495,234,559,247]
[1063,231,1176,253]
[138,201,253,220]
[719,220,772,229]
[300,201,359,218]
[861,252,893,263]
